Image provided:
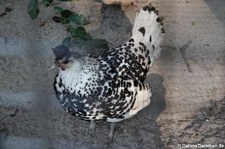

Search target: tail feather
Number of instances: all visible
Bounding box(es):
[131,4,165,67]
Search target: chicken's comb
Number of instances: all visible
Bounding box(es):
[52,45,71,60]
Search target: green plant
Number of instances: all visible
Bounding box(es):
[28,0,108,48]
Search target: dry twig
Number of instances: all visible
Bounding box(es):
[178,40,192,73]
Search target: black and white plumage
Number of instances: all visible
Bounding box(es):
[53,4,164,142]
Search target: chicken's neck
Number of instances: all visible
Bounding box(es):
[59,59,83,87]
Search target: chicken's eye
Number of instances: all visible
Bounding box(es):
[63,60,69,64]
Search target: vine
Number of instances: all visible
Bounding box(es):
[28,0,108,49]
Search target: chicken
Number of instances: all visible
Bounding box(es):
[53,4,164,143]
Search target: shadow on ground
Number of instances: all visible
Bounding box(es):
[204,0,225,27]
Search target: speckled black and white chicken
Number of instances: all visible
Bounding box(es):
[53,4,164,143]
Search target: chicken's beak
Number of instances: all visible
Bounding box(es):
[51,60,60,69]
[52,59,67,71]
[51,64,56,69]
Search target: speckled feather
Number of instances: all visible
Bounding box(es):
[54,5,164,122]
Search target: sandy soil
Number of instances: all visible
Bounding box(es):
[0,0,225,149]
[160,97,225,148]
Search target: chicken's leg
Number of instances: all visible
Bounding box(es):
[86,121,96,137]
[109,122,116,145]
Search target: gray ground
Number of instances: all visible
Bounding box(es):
[0,0,225,149]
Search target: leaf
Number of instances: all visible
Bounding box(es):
[53,6,63,13]
[60,9,73,18]
[68,13,89,25]
[52,16,69,24]
[67,26,87,39]
[0,12,7,17]
[62,37,72,46]
[43,0,53,7]
[5,7,13,12]
[52,16,62,23]
[28,0,39,20]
